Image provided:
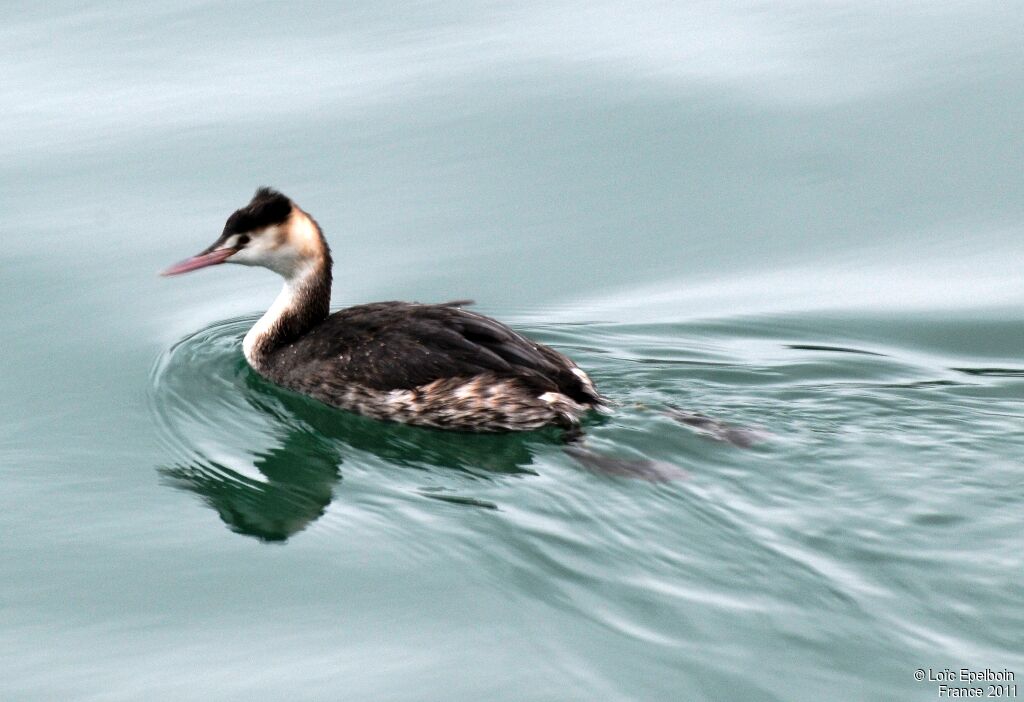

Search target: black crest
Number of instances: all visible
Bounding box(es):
[223,187,293,235]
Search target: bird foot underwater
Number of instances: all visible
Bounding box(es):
[662,404,770,448]
[560,403,769,481]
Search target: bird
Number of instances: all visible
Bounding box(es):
[163,188,605,432]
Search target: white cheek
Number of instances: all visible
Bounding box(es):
[227,246,263,267]
[225,226,274,266]
[230,240,301,276]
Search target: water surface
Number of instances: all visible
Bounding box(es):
[2,3,1023,700]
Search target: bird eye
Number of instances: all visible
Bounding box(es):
[236,234,250,247]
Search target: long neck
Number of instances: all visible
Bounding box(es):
[243,257,332,370]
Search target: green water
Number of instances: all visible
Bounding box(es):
[3,3,1023,700]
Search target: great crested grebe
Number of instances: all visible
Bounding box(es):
[163,188,605,432]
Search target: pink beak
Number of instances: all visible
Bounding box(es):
[161,247,236,276]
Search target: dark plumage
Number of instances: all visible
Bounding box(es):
[164,188,605,432]
[223,188,293,236]
[269,302,590,399]
[261,300,603,430]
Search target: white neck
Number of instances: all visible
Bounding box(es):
[243,262,319,368]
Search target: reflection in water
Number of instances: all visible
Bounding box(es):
[160,428,342,542]
[154,320,687,542]
[158,360,546,541]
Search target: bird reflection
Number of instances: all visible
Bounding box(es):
[161,428,340,542]
[159,370,544,542]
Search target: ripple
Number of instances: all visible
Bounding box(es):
[786,344,887,357]
[143,310,1024,694]
[147,316,720,545]
[150,317,338,541]
[149,316,566,541]
[952,366,1024,377]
